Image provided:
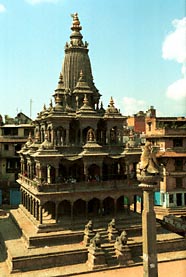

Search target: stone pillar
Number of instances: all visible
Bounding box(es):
[139,183,158,277]
[39,205,43,224]
[84,163,88,181]
[55,202,59,223]
[136,142,162,277]
[71,202,73,222]
[47,165,51,184]
[66,128,69,145]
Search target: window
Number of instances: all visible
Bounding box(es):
[6,158,20,173]
[175,159,183,171]
[169,194,174,203]
[173,138,183,147]
[176,177,182,188]
[147,122,152,131]
[4,128,18,136]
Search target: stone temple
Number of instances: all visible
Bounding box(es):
[17,13,141,228]
[1,14,184,275]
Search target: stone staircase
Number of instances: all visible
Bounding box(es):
[103,244,118,267]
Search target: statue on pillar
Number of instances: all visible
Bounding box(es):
[137,141,161,184]
[86,232,107,270]
[107,218,119,241]
[83,220,95,246]
[114,230,133,266]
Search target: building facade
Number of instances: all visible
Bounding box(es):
[145,114,186,215]
[17,14,142,228]
[0,112,34,206]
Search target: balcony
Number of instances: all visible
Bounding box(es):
[18,174,140,193]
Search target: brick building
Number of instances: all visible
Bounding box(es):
[145,115,186,215]
[0,112,34,206]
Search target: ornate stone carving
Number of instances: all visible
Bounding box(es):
[107,218,119,241]
[137,142,161,184]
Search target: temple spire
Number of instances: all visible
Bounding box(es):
[71,13,82,32]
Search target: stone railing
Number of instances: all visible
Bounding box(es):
[18,174,140,193]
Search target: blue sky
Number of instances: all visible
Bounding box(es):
[0,0,185,119]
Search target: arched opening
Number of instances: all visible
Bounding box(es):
[82,126,91,145]
[69,119,80,145]
[42,201,55,221]
[110,126,117,144]
[88,198,100,217]
[88,164,100,182]
[58,200,71,218]
[103,197,114,216]
[117,196,124,213]
[73,199,86,217]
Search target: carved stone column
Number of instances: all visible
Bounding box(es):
[137,142,162,277]
[139,182,158,277]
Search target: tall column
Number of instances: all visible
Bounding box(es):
[55,202,59,223]
[136,142,162,277]
[66,128,69,145]
[139,183,158,277]
[71,202,73,222]
[39,205,43,224]
[47,165,51,184]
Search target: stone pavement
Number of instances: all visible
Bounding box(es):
[0,251,186,277]
[0,212,186,277]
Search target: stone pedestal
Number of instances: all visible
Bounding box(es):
[114,230,133,266]
[83,220,95,246]
[86,233,107,270]
[115,244,133,266]
[83,230,95,247]
[86,246,107,270]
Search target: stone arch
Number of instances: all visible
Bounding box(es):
[73,199,86,217]
[58,200,71,218]
[42,201,55,219]
[116,196,124,213]
[88,198,100,217]
[82,126,91,144]
[103,197,114,215]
